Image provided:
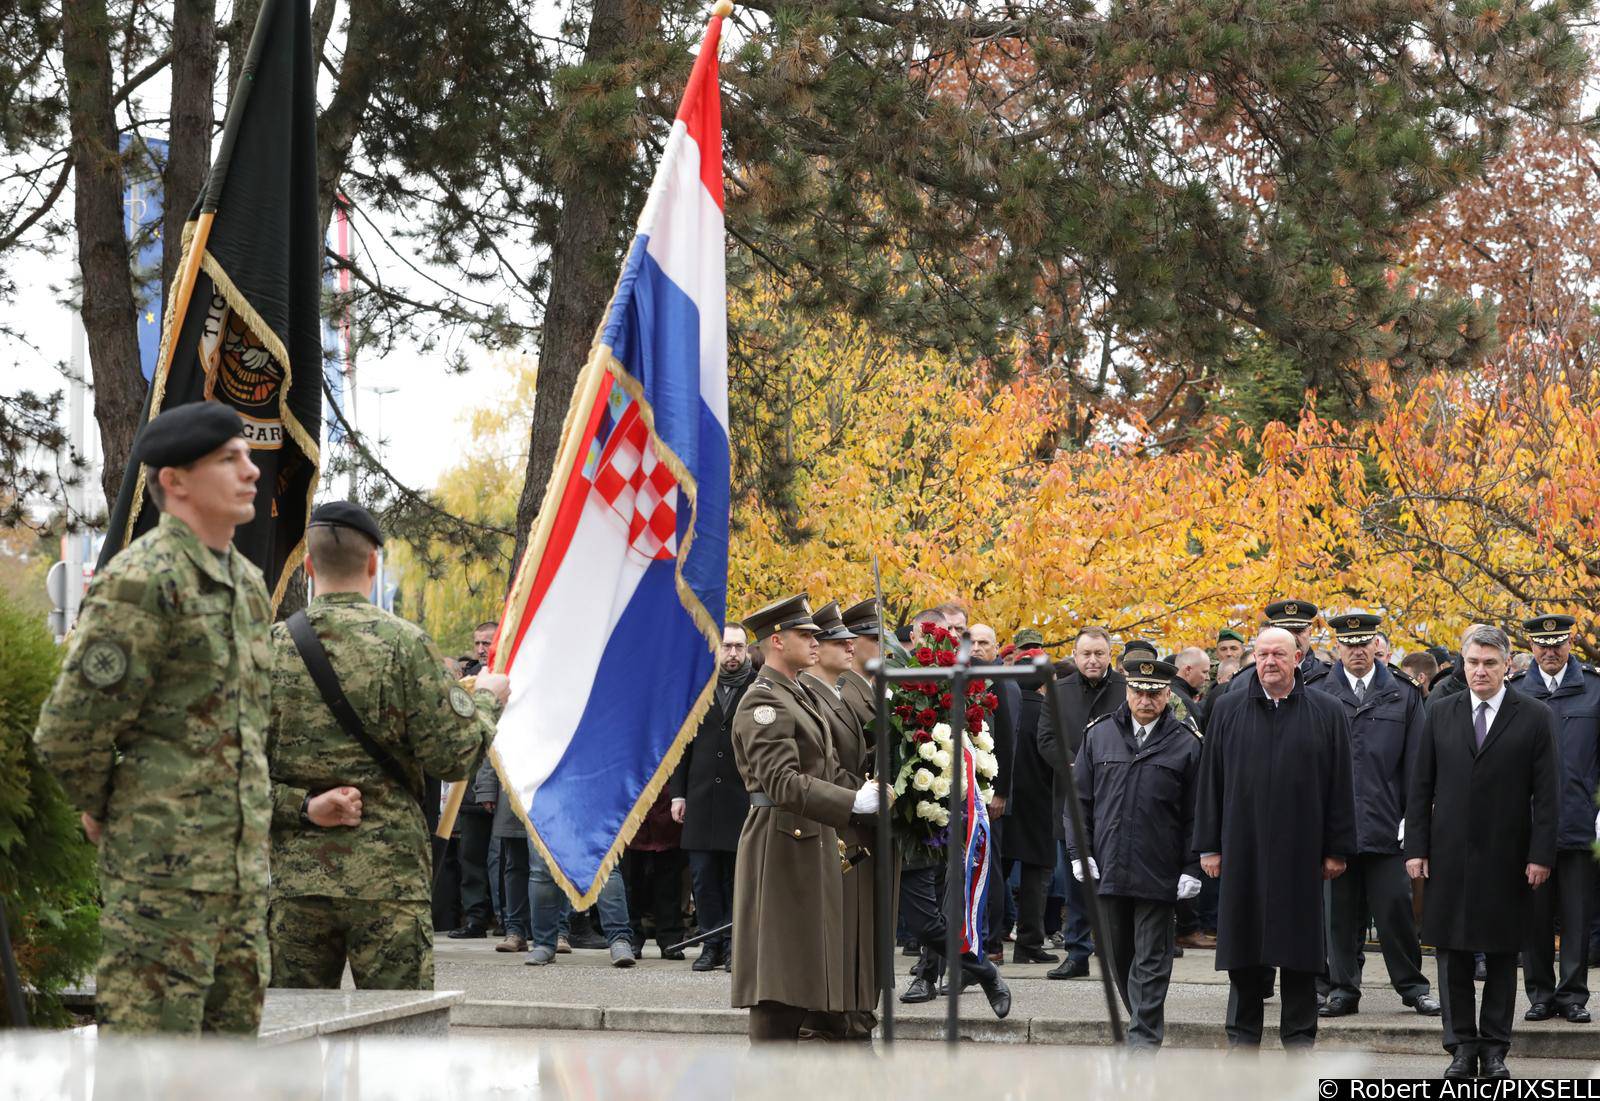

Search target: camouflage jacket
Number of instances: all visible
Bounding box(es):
[34,513,274,895]
[267,592,498,901]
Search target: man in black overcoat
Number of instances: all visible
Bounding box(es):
[1194,626,1356,1050]
[1407,625,1559,1080]
[670,624,756,971]
[1002,631,1061,965]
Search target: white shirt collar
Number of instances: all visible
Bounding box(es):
[1345,668,1369,695]
[1547,665,1566,692]
[1470,684,1507,725]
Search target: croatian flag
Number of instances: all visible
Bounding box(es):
[961,746,991,953]
[489,8,731,906]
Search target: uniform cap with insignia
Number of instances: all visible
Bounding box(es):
[133,401,245,467]
[1217,628,1245,645]
[840,598,881,638]
[1524,612,1576,646]
[812,601,857,642]
[1014,628,1044,650]
[307,499,386,546]
[1332,612,1382,645]
[741,593,822,642]
[1264,598,1319,629]
[1126,658,1177,691]
[1122,639,1159,662]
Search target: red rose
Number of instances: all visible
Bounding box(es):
[917,708,938,727]
[939,692,954,709]
[985,693,999,710]
[913,728,933,743]
[932,625,953,643]
[915,647,936,666]
[935,650,957,667]
[965,681,985,697]
[895,704,915,719]
[966,705,986,727]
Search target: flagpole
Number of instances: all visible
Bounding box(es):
[149,213,215,392]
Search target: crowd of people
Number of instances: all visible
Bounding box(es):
[27,403,1597,1081]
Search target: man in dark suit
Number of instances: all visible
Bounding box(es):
[1513,613,1600,1024]
[1407,625,1559,1080]
[1037,626,1126,979]
[670,624,756,971]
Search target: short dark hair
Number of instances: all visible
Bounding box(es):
[1074,626,1111,646]
[144,465,168,511]
[1400,651,1439,681]
[308,523,376,580]
[933,601,967,619]
[474,621,499,634]
[909,608,945,626]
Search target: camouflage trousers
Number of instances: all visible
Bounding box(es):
[268,896,433,989]
[97,877,268,1035]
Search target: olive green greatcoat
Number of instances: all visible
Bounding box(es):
[729,671,856,1012]
[801,671,880,1016]
[838,669,880,730]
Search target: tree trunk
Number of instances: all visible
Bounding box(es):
[315,0,378,238]
[161,0,216,299]
[226,0,262,96]
[63,0,144,515]
[511,0,655,566]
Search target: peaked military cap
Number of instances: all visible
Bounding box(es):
[1332,612,1382,645]
[1125,657,1177,692]
[1264,599,1319,629]
[812,601,857,642]
[742,593,821,642]
[1525,613,1576,646]
[1122,639,1159,661]
[840,598,881,638]
[1013,628,1044,650]
[134,401,245,467]
[308,500,385,546]
[1217,628,1245,645]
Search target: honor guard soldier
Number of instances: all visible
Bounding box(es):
[1067,657,1203,1048]
[729,594,886,1042]
[266,501,509,990]
[35,402,274,1034]
[1320,613,1439,1018]
[836,598,883,729]
[800,602,879,1041]
[1513,613,1600,1024]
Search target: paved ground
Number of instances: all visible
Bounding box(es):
[435,938,1600,1063]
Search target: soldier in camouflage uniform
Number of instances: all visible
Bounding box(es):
[34,402,274,1035]
[267,501,508,989]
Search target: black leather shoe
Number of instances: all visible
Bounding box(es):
[1443,1049,1477,1080]
[447,923,489,939]
[1013,946,1059,964]
[723,955,731,973]
[1480,1053,1510,1079]
[900,977,937,1003]
[1047,957,1090,980]
[1408,995,1442,1017]
[692,946,723,972]
[660,946,686,961]
[937,974,972,997]
[981,974,1012,1019]
[1525,1001,1557,1022]
[1564,1004,1592,1024]
[1318,997,1359,1018]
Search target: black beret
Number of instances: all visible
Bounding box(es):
[134,402,245,467]
[308,500,385,546]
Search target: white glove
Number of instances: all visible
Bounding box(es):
[1071,858,1099,882]
[1176,874,1202,901]
[851,783,881,815]
[1397,819,1405,844]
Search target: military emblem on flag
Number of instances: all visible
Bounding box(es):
[487,5,733,906]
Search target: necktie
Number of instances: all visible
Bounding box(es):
[1136,725,1148,748]
[1474,701,1489,749]
[1353,677,1366,702]
[1549,674,1560,694]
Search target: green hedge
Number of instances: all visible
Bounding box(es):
[0,590,98,1026]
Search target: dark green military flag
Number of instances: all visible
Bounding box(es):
[100,0,320,611]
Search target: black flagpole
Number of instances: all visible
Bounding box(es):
[871,557,895,1045]
[943,635,974,1044]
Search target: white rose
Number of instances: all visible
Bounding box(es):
[931,723,952,741]
[979,786,996,803]
[932,749,952,772]
[912,768,935,792]
[977,750,999,778]
[916,800,940,821]
[975,730,994,753]
[934,807,950,827]
[931,776,952,799]
[918,741,937,761]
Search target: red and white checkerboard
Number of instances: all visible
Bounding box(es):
[590,404,679,561]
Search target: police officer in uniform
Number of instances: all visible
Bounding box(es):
[800,601,879,1041]
[729,594,886,1042]
[1068,657,1203,1048]
[35,402,273,1034]
[1515,613,1600,1024]
[1319,613,1439,1018]
[265,502,509,989]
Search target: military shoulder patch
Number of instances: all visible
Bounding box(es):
[752,705,777,726]
[1388,664,1419,688]
[1085,713,1116,729]
[449,685,477,718]
[80,639,129,688]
